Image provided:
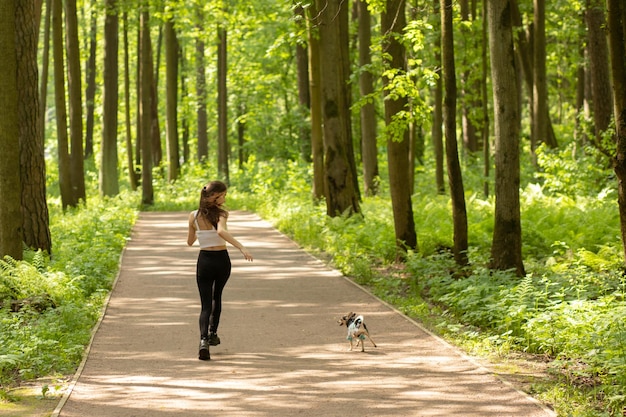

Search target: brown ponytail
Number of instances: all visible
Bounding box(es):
[198,181,228,227]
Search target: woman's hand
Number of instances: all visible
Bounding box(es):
[240,247,253,261]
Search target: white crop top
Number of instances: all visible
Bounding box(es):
[193,210,226,248]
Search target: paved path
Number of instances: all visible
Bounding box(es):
[54,211,555,417]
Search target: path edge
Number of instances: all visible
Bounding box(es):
[51,232,131,417]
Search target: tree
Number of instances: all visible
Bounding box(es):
[0,0,23,260]
[100,0,120,197]
[487,0,525,276]
[307,1,324,201]
[217,23,229,181]
[586,0,613,142]
[607,0,626,265]
[195,6,208,161]
[532,0,548,154]
[294,2,311,162]
[165,15,180,182]
[17,0,51,253]
[123,11,137,190]
[358,0,379,196]
[441,0,468,266]
[432,0,445,195]
[140,8,154,205]
[381,0,416,251]
[52,0,74,209]
[315,0,360,216]
[458,0,481,153]
[64,0,86,202]
[84,10,97,159]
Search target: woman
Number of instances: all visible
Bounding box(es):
[187,181,253,360]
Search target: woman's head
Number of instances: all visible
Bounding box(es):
[198,181,228,225]
[201,181,227,205]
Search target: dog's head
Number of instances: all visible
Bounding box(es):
[338,312,357,326]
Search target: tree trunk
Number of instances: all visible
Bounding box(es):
[64,0,85,203]
[16,0,51,253]
[316,0,360,216]
[0,0,23,260]
[39,0,51,138]
[607,0,626,266]
[487,0,525,276]
[84,11,97,159]
[441,0,468,266]
[459,0,480,153]
[52,0,74,209]
[100,0,119,197]
[358,0,379,196]
[532,0,547,155]
[140,9,154,206]
[217,25,229,182]
[586,0,613,143]
[482,0,490,198]
[294,3,311,162]
[165,18,180,182]
[195,8,208,162]
[510,0,557,149]
[123,12,137,191]
[432,0,445,195]
[307,2,325,201]
[382,0,416,251]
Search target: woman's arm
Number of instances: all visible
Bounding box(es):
[186,212,197,246]
[216,215,253,261]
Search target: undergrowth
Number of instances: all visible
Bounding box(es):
[0,192,138,394]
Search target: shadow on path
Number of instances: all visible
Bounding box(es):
[55,212,555,417]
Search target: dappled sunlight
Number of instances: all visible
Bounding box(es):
[57,212,554,417]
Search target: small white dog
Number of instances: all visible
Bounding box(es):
[338,312,377,352]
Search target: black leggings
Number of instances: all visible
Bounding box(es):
[196,250,231,339]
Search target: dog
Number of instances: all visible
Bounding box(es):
[338,312,377,352]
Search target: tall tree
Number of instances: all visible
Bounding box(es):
[52,0,74,209]
[441,0,468,266]
[100,0,120,197]
[217,24,229,181]
[39,0,51,140]
[17,0,51,253]
[64,0,86,202]
[586,0,613,142]
[0,0,23,260]
[532,0,548,155]
[458,0,481,152]
[487,0,525,276]
[315,0,361,216]
[123,12,137,190]
[84,10,97,159]
[307,1,325,201]
[294,3,311,162]
[195,6,208,161]
[381,0,416,250]
[607,0,626,265]
[510,0,557,150]
[432,0,445,195]
[140,8,154,205]
[165,16,180,182]
[358,0,379,196]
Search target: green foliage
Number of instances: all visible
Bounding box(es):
[0,192,137,389]
[223,156,625,415]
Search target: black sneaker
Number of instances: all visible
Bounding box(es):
[198,338,210,360]
[209,333,221,346]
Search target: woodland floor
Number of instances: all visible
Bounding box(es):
[2,211,556,417]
